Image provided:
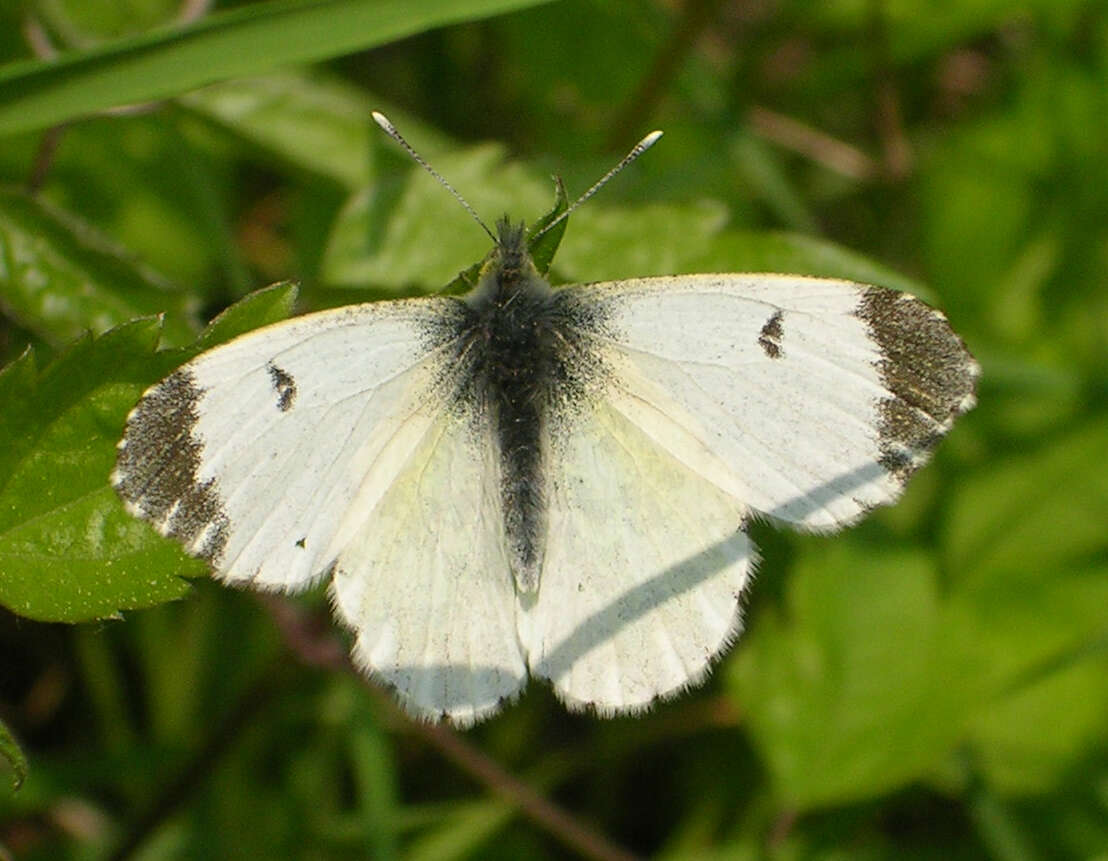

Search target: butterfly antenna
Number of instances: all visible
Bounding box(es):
[372,111,496,243]
[532,129,663,240]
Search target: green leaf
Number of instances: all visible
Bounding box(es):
[180,72,377,189]
[180,73,455,191]
[36,0,182,43]
[30,111,247,292]
[556,210,931,298]
[938,424,1108,710]
[526,175,569,275]
[0,719,27,790]
[0,187,198,347]
[731,541,969,809]
[706,230,932,298]
[967,647,1108,795]
[944,562,1108,705]
[944,421,1108,582]
[0,283,297,622]
[0,322,193,621]
[189,280,298,350]
[0,0,555,138]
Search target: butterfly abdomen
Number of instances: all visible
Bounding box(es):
[457,264,558,594]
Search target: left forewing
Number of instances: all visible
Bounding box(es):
[113,300,465,592]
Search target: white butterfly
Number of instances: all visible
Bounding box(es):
[113,115,978,726]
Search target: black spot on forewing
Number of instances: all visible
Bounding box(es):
[113,369,229,563]
[858,288,978,481]
[758,310,784,359]
[267,362,297,412]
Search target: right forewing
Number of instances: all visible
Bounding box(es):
[563,274,978,531]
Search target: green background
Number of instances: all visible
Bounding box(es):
[0,0,1106,858]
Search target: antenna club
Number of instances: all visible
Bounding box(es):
[372,109,496,242]
[530,128,666,241]
[371,111,395,134]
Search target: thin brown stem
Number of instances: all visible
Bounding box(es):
[261,595,642,861]
[416,721,640,861]
[747,105,880,181]
[26,124,67,193]
[867,0,912,179]
[606,0,725,150]
[768,807,798,848]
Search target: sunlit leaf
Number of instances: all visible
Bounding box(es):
[0,283,296,622]
[0,0,556,137]
[0,188,197,347]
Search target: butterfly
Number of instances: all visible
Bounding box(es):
[113,114,978,726]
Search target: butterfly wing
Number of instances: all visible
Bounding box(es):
[525,274,977,712]
[114,300,526,723]
[566,274,978,529]
[523,392,753,713]
[329,403,527,725]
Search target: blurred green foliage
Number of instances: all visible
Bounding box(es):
[0,0,1105,858]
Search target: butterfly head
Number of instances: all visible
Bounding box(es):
[491,217,531,278]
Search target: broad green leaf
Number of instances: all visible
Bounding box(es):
[180,72,377,188]
[0,719,27,790]
[920,151,1033,317]
[190,280,298,350]
[181,73,453,190]
[553,200,731,282]
[0,321,195,621]
[967,649,1108,795]
[36,111,246,292]
[0,187,197,347]
[943,557,1108,703]
[0,0,556,138]
[556,210,931,298]
[323,141,724,291]
[944,421,1108,582]
[0,283,296,622]
[34,0,181,43]
[912,424,1108,794]
[731,542,970,809]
